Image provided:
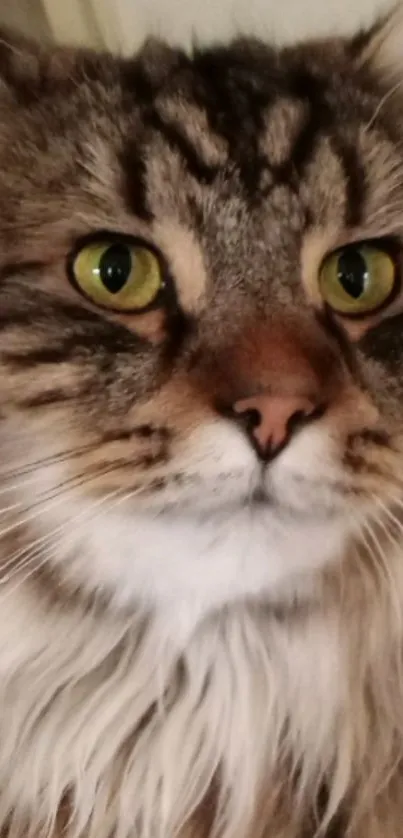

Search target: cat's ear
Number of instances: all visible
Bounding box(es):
[354,3,403,83]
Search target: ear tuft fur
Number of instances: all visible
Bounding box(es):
[356,3,403,83]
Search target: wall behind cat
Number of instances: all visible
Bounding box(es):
[96,0,392,53]
[0,0,394,52]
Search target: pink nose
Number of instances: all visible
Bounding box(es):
[233,392,319,459]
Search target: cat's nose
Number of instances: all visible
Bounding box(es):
[232,392,322,460]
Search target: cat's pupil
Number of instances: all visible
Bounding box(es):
[99,245,132,294]
[337,250,368,299]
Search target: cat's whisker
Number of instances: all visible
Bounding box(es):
[0,533,61,580]
[0,475,54,498]
[373,493,403,517]
[103,486,146,510]
[0,501,26,515]
[0,440,101,482]
[359,521,392,594]
[0,462,136,544]
[0,543,59,601]
[0,542,54,586]
[0,452,165,553]
[366,502,403,632]
[0,458,133,507]
[0,482,151,589]
[0,37,31,63]
[0,486,127,578]
[372,496,403,535]
[358,511,403,640]
[0,455,103,500]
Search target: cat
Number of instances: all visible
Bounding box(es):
[1,3,403,836]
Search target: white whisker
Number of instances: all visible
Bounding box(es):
[0,486,127,582]
[364,80,403,132]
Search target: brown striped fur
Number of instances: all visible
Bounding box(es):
[2,6,403,838]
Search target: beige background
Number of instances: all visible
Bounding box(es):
[0,0,395,52]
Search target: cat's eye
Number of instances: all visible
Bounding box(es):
[319,244,397,316]
[71,239,163,312]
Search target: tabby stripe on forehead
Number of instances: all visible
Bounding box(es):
[266,103,322,196]
[248,76,329,200]
[120,144,153,221]
[270,73,331,188]
[145,109,220,184]
[288,107,323,177]
[331,138,367,227]
[285,69,366,224]
[119,62,156,105]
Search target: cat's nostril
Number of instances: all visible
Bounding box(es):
[238,407,261,436]
[232,393,324,460]
[285,409,307,439]
[215,401,260,435]
[285,403,324,437]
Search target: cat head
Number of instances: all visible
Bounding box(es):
[1,9,403,621]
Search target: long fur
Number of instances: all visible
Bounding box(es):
[0,540,402,838]
[1,7,403,838]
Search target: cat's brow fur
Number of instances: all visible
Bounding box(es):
[2,7,403,838]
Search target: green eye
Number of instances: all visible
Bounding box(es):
[319,244,397,315]
[71,240,163,311]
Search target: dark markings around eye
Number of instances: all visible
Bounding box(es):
[2,333,146,369]
[0,307,149,367]
[358,313,403,371]
[3,338,117,367]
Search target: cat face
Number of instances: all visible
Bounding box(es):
[1,18,403,622]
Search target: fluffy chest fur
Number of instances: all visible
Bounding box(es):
[0,508,401,838]
[0,582,350,838]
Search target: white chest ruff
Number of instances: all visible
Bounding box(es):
[0,584,346,838]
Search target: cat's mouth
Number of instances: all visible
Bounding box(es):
[136,466,344,523]
[249,485,270,505]
[115,422,352,520]
[247,477,342,521]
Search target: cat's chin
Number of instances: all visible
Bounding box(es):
[136,478,343,522]
[34,480,349,629]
